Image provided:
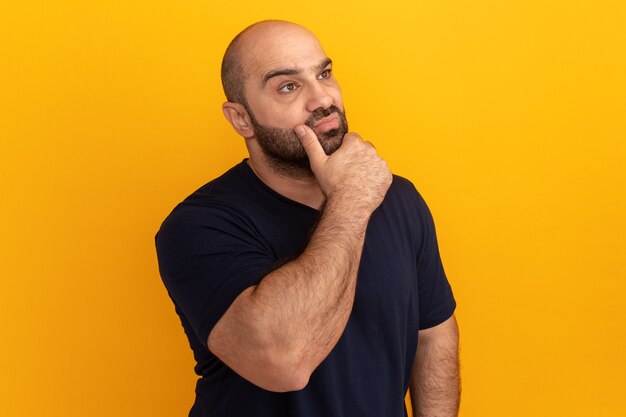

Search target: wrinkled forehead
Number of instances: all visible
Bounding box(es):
[239,25,328,83]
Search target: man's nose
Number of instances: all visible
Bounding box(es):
[305,83,334,112]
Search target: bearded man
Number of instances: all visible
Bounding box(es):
[155,20,460,417]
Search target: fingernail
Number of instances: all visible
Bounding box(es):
[295,126,306,137]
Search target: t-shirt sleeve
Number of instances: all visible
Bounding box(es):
[413,189,457,330]
[155,203,276,349]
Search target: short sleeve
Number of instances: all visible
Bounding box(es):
[155,203,276,348]
[414,191,456,330]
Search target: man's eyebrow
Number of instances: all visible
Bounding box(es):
[316,57,333,71]
[262,68,300,86]
[261,57,333,86]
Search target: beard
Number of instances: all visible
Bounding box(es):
[247,105,349,177]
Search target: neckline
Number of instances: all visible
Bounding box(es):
[238,159,322,214]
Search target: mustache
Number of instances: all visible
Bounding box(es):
[304,105,343,129]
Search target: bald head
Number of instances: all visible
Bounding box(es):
[220,20,321,106]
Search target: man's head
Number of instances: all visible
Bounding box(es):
[221,20,348,175]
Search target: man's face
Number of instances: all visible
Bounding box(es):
[239,24,348,173]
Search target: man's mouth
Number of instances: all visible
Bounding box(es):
[312,113,340,132]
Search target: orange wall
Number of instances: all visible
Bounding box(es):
[1,1,625,416]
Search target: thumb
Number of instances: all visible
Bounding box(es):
[294,124,326,168]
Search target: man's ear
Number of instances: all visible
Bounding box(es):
[222,102,254,138]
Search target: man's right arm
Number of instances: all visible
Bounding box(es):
[207,125,392,392]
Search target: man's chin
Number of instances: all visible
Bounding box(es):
[317,129,344,155]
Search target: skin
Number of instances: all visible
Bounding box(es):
[214,20,460,415]
[411,315,461,416]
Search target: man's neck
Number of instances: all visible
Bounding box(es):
[246,157,326,210]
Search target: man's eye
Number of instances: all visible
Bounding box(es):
[278,83,298,93]
[318,69,331,79]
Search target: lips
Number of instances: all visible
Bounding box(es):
[313,113,340,132]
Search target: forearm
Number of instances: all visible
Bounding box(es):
[249,196,369,372]
[410,319,460,417]
[208,196,371,390]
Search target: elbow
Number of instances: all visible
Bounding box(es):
[255,349,312,392]
[286,372,311,392]
[206,290,313,392]
[210,333,312,392]
[262,369,310,393]
[208,349,311,393]
[289,372,311,391]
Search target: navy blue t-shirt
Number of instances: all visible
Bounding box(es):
[155,160,456,417]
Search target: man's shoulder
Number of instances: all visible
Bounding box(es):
[156,160,257,237]
[387,174,425,205]
[181,159,252,205]
[390,173,417,192]
[381,173,435,225]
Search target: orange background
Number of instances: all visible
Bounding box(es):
[1,1,625,416]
